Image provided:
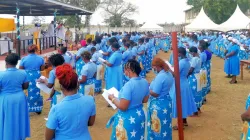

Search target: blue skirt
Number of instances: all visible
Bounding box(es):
[79,78,96,96]
[200,67,208,101]
[219,46,225,58]
[205,61,211,92]
[188,73,203,108]
[228,56,240,76]
[241,94,250,139]
[147,95,172,140]
[25,70,43,112]
[0,92,30,140]
[106,105,146,140]
[105,65,123,91]
[138,55,147,78]
[170,77,197,118]
[51,91,62,107]
[76,59,85,76]
[214,44,219,56]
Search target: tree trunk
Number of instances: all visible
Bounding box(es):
[85,15,91,34]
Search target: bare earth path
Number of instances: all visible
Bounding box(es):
[27,51,248,140]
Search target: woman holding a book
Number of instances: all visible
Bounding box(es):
[106,59,149,140]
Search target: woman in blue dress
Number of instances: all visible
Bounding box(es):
[241,94,250,140]
[19,45,45,114]
[60,46,72,64]
[137,38,147,78]
[122,42,133,85]
[199,41,208,103]
[37,54,65,107]
[170,47,197,129]
[91,47,103,93]
[225,38,240,84]
[45,64,96,140]
[188,47,202,116]
[147,57,174,139]
[107,59,149,140]
[0,53,30,140]
[104,42,123,91]
[145,38,153,72]
[78,51,97,96]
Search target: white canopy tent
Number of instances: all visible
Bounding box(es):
[216,5,250,32]
[139,22,163,31]
[185,7,219,31]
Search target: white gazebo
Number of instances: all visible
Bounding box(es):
[185,7,219,31]
[216,5,250,32]
[139,22,163,31]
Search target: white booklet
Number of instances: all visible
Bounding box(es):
[98,57,106,63]
[36,76,52,94]
[99,50,104,54]
[165,60,174,72]
[102,87,119,110]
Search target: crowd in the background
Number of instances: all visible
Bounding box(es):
[2,29,250,140]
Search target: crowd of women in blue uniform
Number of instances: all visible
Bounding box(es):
[1,30,246,140]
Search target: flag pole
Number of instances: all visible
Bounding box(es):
[172,32,184,140]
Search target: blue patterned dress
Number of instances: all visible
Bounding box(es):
[107,77,149,140]
[19,53,44,112]
[200,52,208,101]
[0,68,30,140]
[78,62,97,96]
[148,70,174,140]
[188,57,202,109]
[241,94,250,140]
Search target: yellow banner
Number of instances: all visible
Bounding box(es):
[85,34,95,41]
[0,18,16,32]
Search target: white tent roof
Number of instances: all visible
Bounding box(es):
[139,22,163,31]
[216,5,250,32]
[185,7,219,31]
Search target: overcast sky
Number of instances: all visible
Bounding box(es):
[0,0,189,25]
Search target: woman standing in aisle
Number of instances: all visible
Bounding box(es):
[78,51,97,96]
[107,59,149,140]
[45,64,96,140]
[137,38,147,78]
[225,38,240,84]
[37,54,65,106]
[147,57,174,139]
[104,42,123,91]
[188,47,202,115]
[199,41,208,103]
[19,45,45,114]
[170,47,197,129]
[122,42,133,85]
[0,53,30,140]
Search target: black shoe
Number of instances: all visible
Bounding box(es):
[36,112,42,115]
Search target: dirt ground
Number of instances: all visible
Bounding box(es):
[27,51,248,140]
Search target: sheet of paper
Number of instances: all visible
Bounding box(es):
[44,118,48,121]
[98,57,106,63]
[165,60,174,72]
[36,82,52,94]
[99,50,104,54]
[102,90,117,110]
[240,46,245,51]
[36,76,52,94]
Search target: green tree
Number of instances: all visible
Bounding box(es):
[101,0,137,27]
[56,0,100,32]
[187,0,250,24]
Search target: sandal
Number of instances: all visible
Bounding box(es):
[172,124,188,130]
[230,81,237,84]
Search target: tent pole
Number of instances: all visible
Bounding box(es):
[16,0,21,58]
[23,16,25,30]
[172,32,184,140]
